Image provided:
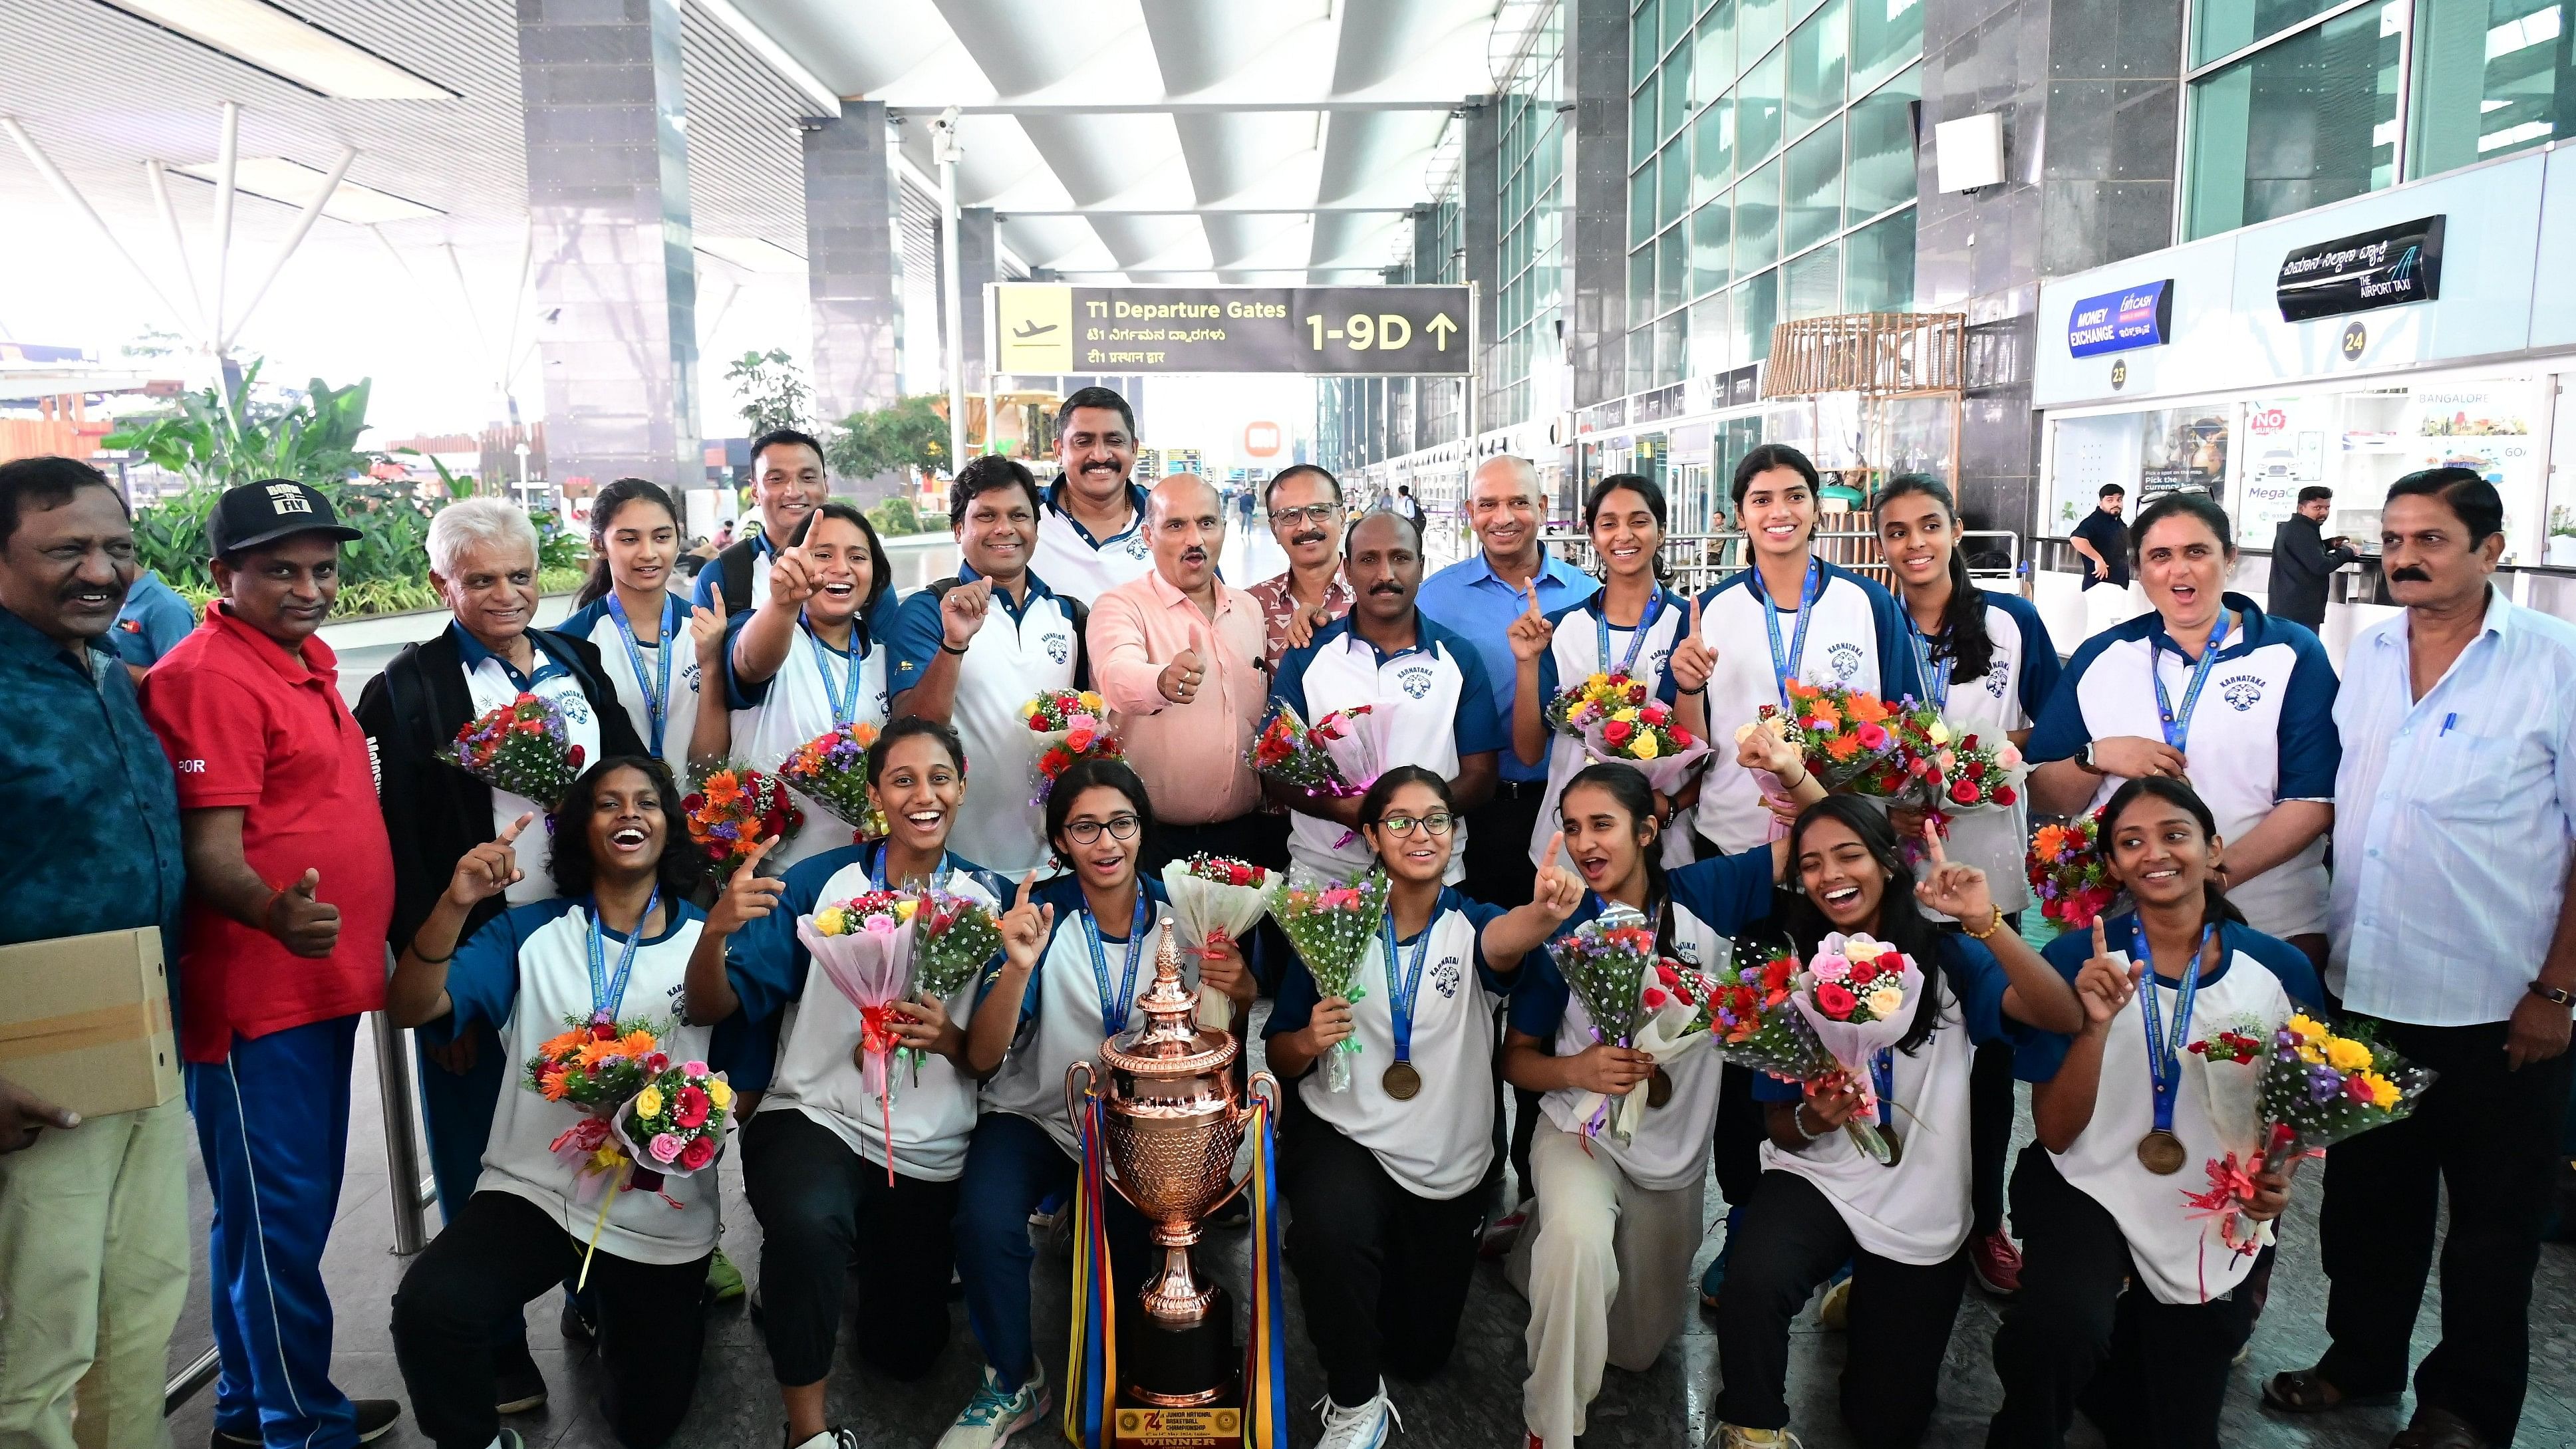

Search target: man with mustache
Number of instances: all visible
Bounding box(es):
[1272,510,1505,884]
[1088,474,1269,868]
[2267,467,2576,1449]
[0,456,190,1449]
[1246,463,1355,671]
[1032,386,1155,606]
[1417,456,1597,908]
[139,479,404,1448]
[693,428,831,615]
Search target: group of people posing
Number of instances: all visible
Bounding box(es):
[1,380,2568,1449]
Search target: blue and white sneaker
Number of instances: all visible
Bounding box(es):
[1314,1380,1401,1449]
[937,1364,1049,1449]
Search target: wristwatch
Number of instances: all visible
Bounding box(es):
[2079,741,2105,775]
[2530,980,2575,1009]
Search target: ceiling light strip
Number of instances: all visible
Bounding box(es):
[89,0,454,100]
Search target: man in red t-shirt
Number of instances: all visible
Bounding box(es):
[140,479,402,1449]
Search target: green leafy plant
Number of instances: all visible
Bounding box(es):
[105,360,373,491]
[863,497,925,537]
[827,396,948,482]
[726,348,811,436]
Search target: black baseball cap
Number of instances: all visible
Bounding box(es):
[208,479,363,557]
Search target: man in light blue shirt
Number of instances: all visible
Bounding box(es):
[1416,455,1596,912]
[110,566,196,682]
[2269,467,2576,1449]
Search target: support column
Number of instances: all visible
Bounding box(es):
[517,0,700,493]
[803,100,904,470]
[1564,0,1629,411]
[1463,100,1503,439]
[956,206,997,392]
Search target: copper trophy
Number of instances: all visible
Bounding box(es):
[1067,920,1278,1438]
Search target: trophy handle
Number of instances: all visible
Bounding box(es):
[1064,1058,1095,1141]
[1199,1069,1284,1216]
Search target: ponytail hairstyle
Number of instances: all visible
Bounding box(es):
[1558,762,1674,957]
[578,477,681,606]
[2098,775,2247,941]
[1582,473,1671,583]
[1871,473,1995,685]
[1777,795,1945,1054]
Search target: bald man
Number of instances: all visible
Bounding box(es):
[1085,475,1271,869]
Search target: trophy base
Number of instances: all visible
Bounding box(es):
[1113,1287,1241,1446]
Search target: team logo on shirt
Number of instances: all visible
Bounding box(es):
[1396,664,1435,699]
[2220,675,2265,711]
[1984,664,2010,700]
[1122,533,1151,561]
[1646,647,1671,678]
[1044,631,1070,665]
[682,660,703,694]
[1828,642,1864,681]
[1431,955,1463,999]
[555,692,593,725]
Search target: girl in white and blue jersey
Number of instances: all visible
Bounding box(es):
[724,501,897,870]
[685,718,1006,1449]
[384,757,720,1449]
[1991,777,2322,1449]
[1680,445,1924,856]
[2025,493,2340,955]
[1509,473,1703,870]
[948,757,1258,1446]
[554,479,726,779]
[1264,767,1587,1449]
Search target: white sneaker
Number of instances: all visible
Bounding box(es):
[1314,1381,1400,1449]
[937,1364,1049,1449]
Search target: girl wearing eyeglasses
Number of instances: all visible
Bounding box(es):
[942,757,1256,1446]
[1264,765,1588,1449]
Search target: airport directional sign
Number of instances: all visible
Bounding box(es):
[992,283,1475,376]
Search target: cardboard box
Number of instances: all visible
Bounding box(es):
[0,928,181,1119]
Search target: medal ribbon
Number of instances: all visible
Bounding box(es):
[1753,557,1823,711]
[2150,612,2232,755]
[1594,589,1667,681]
[1870,1047,1896,1130]
[585,886,661,1024]
[805,620,863,728]
[1083,889,1152,1033]
[606,592,679,757]
[1377,910,1433,1068]
[2134,918,2212,1138]
[1905,613,1950,710]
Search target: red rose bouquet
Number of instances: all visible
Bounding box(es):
[1550,670,1710,793]
[1704,936,1910,1164]
[778,722,887,843]
[909,888,1000,1001]
[611,1057,733,1184]
[1022,688,1122,805]
[1161,855,1283,1029]
[682,761,803,876]
[2028,809,2118,929]
[1248,700,1364,798]
[1272,869,1388,1093]
[1551,906,1661,1141]
[443,692,586,808]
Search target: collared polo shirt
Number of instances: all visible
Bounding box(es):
[1417,549,1600,781]
[1089,567,1268,826]
[884,564,1080,874]
[554,590,701,777]
[2329,589,2576,1025]
[1245,568,1356,671]
[1031,479,1154,606]
[111,569,197,670]
[2027,593,2339,938]
[0,607,186,981]
[142,602,394,1061]
[1270,611,1507,882]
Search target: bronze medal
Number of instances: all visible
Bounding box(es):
[1646,1065,1673,1109]
[1381,1061,1423,1101]
[2136,1128,2188,1176]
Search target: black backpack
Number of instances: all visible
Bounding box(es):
[919,576,1091,691]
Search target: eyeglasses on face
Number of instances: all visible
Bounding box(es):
[1064,813,1141,845]
[1373,811,1455,837]
[1268,503,1338,527]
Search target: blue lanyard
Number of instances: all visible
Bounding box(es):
[1377,910,1434,1065]
[2133,919,2211,1135]
[1870,1047,1896,1130]
[1904,614,1949,710]
[2149,612,2231,755]
[1752,558,1823,710]
[1082,890,1152,1033]
[804,620,863,728]
[1594,590,1667,680]
[585,887,660,1024]
[606,593,678,757]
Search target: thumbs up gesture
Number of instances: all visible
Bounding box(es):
[1159,625,1209,705]
[267,865,344,958]
[1668,595,1715,692]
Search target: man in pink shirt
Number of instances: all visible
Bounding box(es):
[1087,473,1269,872]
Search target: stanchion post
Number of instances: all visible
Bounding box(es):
[371,1010,428,1256]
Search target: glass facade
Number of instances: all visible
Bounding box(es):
[1498,5,1569,428]
[1629,0,1921,390]
[2184,0,2576,241]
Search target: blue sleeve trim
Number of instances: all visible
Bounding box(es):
[1506,945,1572,1037]
[2025,629,2128,763]
[720,609,767,712]
[1668,850,1777,936]
[2272,629,2343,800]
[882,589,946,700]
[1991,593,2064,719]
[2227,922,2327,1012]
[1454,892,1512,990]
[724,849,849,1021]
[438,903,553,1033]
[1270,634,1324,718]
[1750,1073,1801,1103]
[1937,934,2012,1045]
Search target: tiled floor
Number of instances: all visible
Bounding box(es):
[162,1011,2576,1449]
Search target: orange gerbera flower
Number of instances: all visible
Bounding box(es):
[2033,824,2067,856]
[1787,680,1818,701]
[1845,694,1891,724]
[1806,700,1842,727]
[539,1029,586,1060]
[617,1029,658,1057]
[575,1039,623,1069]
[539,1073,571,1102]
[703,771,743,806]
[1823,735,1864,762]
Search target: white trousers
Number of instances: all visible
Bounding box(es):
[1506,1118,1706,1449]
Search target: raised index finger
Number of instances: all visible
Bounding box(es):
[2091,918,2110,960]
[734,835,776,879]
[1014,870,1037,910]
[1922,817,1947,866]
[498,811,537,845]
[1544,830,1565,867]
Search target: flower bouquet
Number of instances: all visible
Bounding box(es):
[1248,701,1364,800]
[1708,934,1920,1164]
[910,888,1000,1001]
[1308,704,1394,797]
[1550,906,1660,1142]
[1161,855,1284,1031]
[2176,1016,2279,1260]
[1023,688,1123,806]
[443,692,587,809]
[1550,672,1711,794]
[611,1058,733,1189]
[1758,682,1907,793]
[682,761,803,877]
[2028,809,2118,930]
[779,722,887,843]
[796,889,921,1182]
[525,1015,664,1111]
[1274,869,1389,1092]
